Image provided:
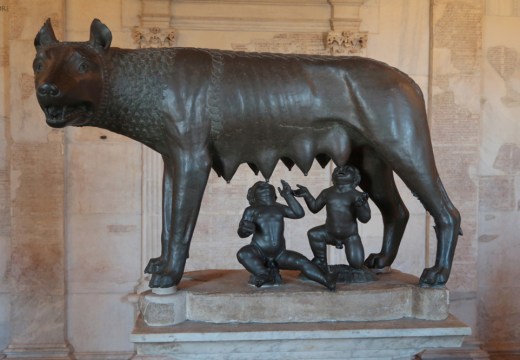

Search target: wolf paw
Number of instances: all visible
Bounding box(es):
[144,256,167,275]
[364,252,392,271]
[419,266,449,287]
[148,272,180,288]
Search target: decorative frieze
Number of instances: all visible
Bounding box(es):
[133,0,177,48]
[132,26,177,48]
[326,30,367,55]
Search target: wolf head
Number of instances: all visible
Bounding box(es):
[33,19,112,128]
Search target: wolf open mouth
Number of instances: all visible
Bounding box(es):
[44,104,93,127]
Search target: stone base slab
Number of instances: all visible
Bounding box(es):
[131,314,471,360]
[138,269,449,326]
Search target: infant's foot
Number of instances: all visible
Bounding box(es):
[325,271,338,291]
[311,257,328,273]
[254,273,272,287]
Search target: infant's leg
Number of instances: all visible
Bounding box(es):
[277,250,334,290]
[307,225,329,267]
[237,244,268,276]
[344,234,365,269]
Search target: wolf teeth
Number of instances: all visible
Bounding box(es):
[47,106,59,116]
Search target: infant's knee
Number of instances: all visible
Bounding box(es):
[308,227,327,242]
[345,235,365,269]
[237,247,254,264]
[307,228,318,240]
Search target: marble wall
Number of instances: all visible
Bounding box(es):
[479,1,520,355]
[0,0,518,358]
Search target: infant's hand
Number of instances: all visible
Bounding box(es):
[292,184,309,197]
[239,220,255,234]
[278,180,292,198]
[355,192,369,207]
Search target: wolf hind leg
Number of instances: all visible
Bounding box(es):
[393,161,461,287]
[418,177,461,286]
[351,151,410,271]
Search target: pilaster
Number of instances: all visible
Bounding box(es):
[328,0,365,30]
[5,0,72,358]
[133,0,177,49]
[326,1,367,60]
[428,1,484,357]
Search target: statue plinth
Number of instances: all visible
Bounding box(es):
[131,270,470,359]
[138,286,185,326]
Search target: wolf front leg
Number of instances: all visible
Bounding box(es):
[149,149,211,288]
[144,155,175,275]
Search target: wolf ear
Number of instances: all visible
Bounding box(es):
[89,19,112,51]
[34,18,58,48]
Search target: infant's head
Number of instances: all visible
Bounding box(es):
[332,165,361,187]
[247,181,277,204]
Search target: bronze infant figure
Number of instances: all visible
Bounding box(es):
[237,180,335,290]
[33,18,461,288]
[295,165,371,271]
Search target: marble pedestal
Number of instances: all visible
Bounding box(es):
[131,270,471,360]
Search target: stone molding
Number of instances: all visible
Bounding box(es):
[171,16,329,32]
[3,343,73,360]
[420,337,490,359]
[132,317,470,360]
[328,0,365,31]
[74,352,135,360]
[175,0,331,4]
[170,0,332,32]
[484,342,520,359]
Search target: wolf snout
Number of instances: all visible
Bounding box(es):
[37,82,60,97]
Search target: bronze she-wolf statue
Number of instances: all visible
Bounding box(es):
[33,19,461,288]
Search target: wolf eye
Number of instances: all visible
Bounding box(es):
[34,61,44,73]
[78,62,89,73]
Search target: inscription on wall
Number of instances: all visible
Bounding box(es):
[430,0,483,290]
[487,46,520,107]
[435,2,482,71]
[0,48,7,67]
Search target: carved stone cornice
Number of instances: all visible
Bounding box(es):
[328,0,365,31]
[172,16,329,32]
[174,0,330,4]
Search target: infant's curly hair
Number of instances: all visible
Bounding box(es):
[247,181,277,205]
